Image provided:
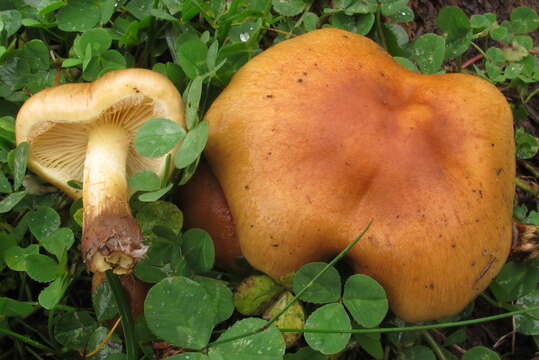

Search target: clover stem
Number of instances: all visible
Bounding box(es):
[421,330,447,360]
[82,124,147,274]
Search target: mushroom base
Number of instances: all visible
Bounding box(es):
[83,212,147,274]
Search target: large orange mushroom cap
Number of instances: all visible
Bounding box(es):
[201,28,515,322]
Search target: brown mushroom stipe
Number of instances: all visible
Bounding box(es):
[16,68,184,274]
[197,28,515,322]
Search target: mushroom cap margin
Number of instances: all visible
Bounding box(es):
[15,68,185,198]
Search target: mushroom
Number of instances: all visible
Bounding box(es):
[16,68,184,274]
[178,159,242,269]
[189,29,515,321]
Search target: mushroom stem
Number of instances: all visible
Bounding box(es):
[82,124,147,274]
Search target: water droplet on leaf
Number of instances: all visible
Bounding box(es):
[240,32,250,42]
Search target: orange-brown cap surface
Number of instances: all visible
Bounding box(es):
[202,28,515,322]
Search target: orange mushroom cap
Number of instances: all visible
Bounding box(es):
[199,28,515,322]
[178,159,242,269]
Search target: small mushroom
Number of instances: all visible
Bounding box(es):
[189,29,515,321]
[178,159,242,269]
[16,68,184,274]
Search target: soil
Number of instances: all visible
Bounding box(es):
[410,0,539,38]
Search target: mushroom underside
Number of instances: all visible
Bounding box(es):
[29,95,168,274]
